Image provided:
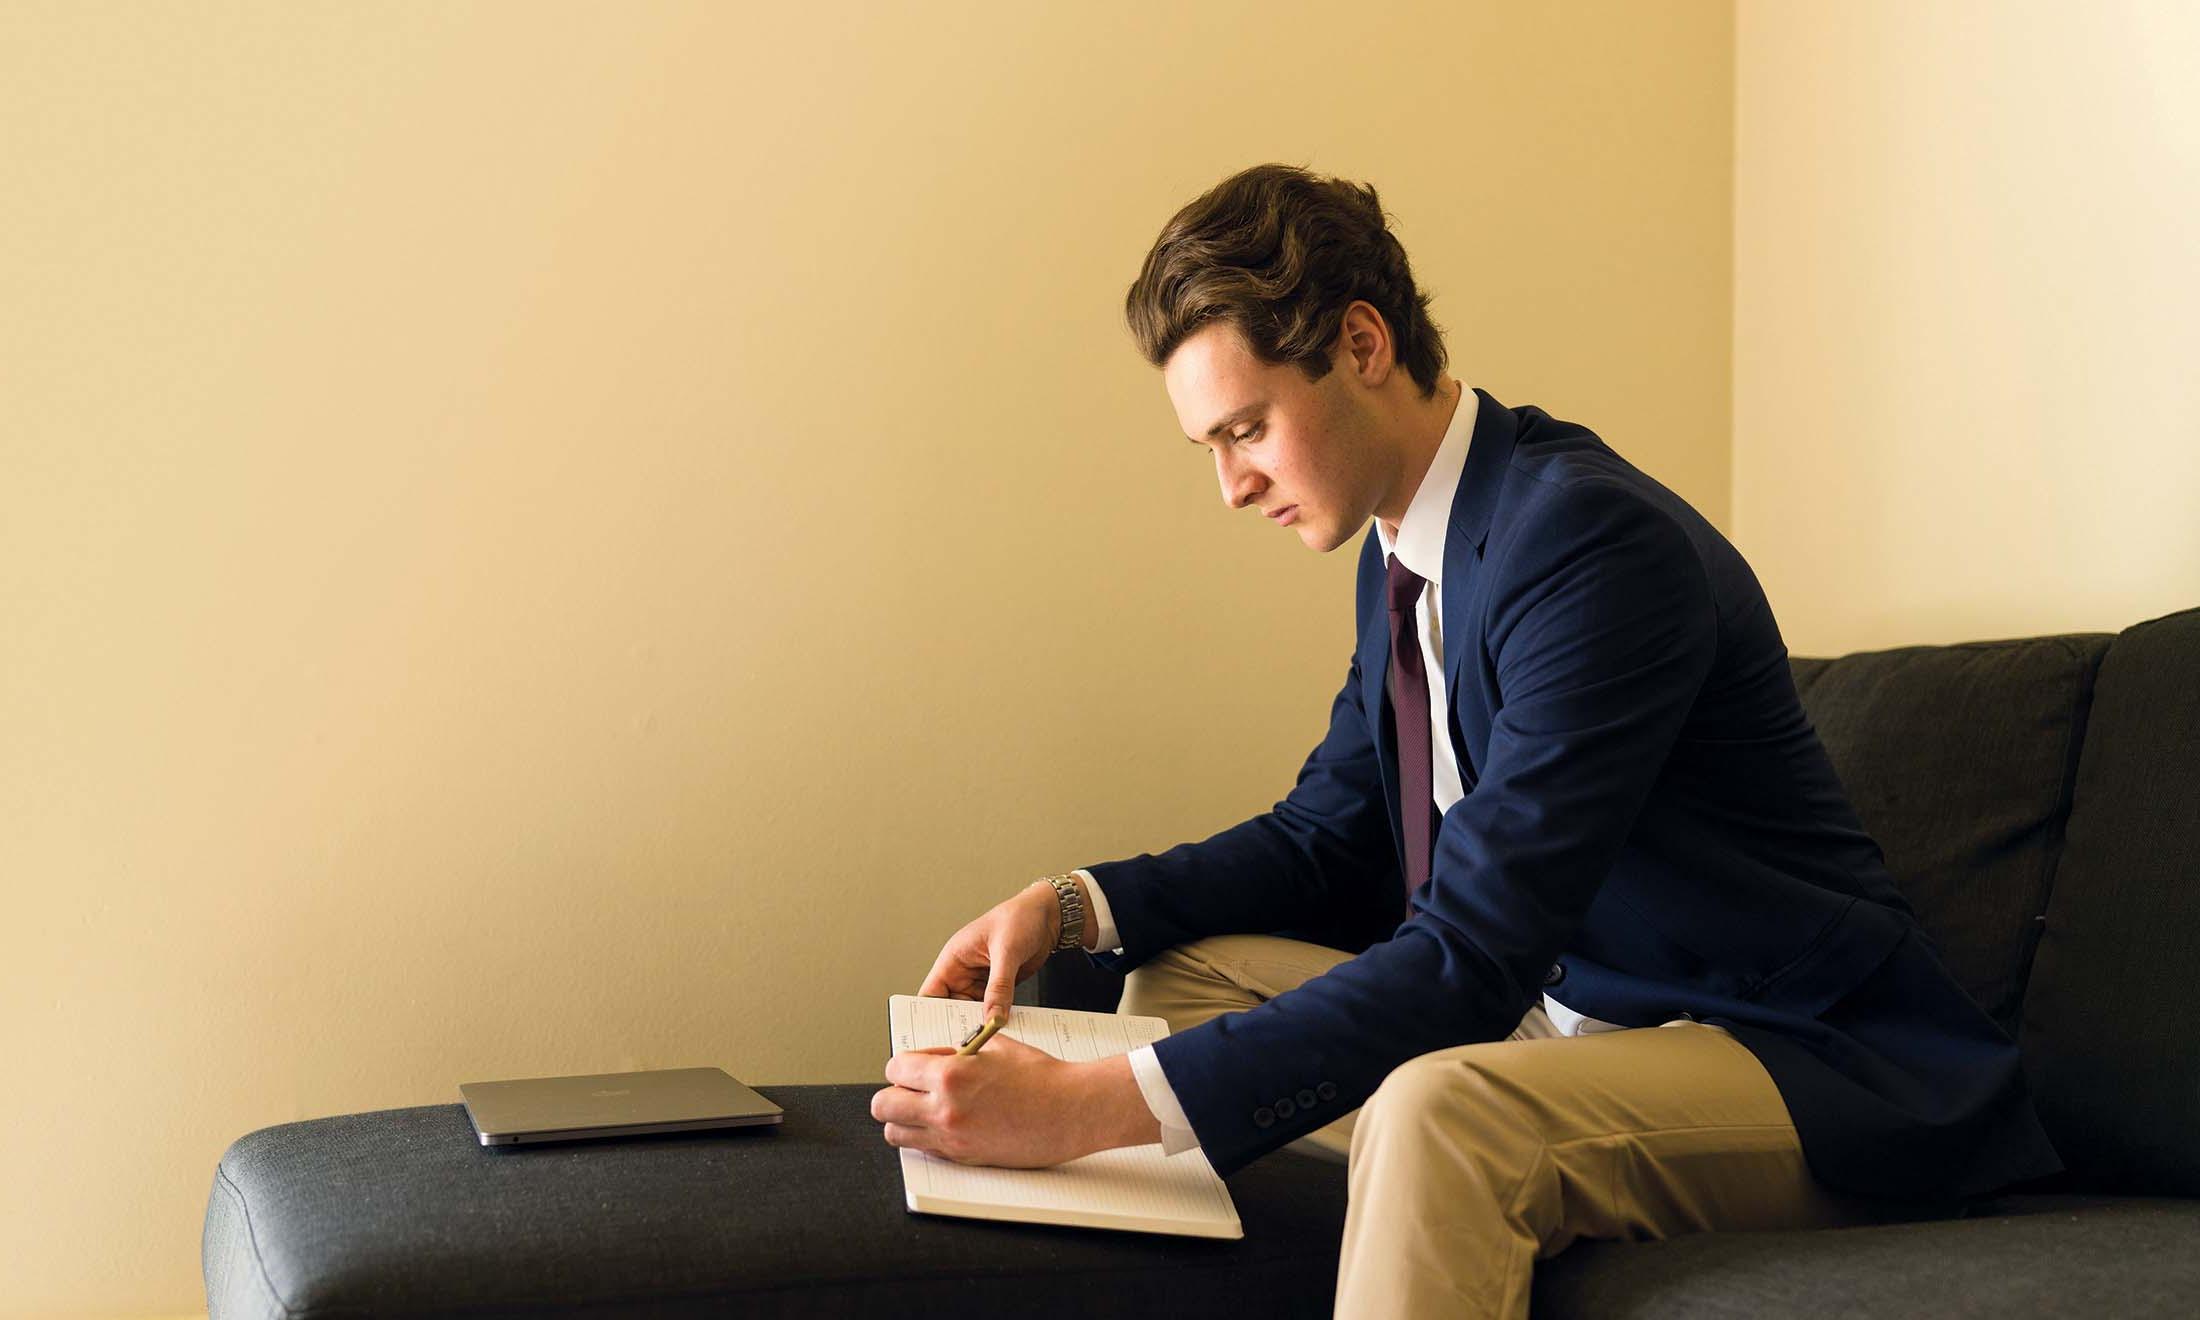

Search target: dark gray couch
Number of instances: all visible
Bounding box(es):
[204,606,2200,1318]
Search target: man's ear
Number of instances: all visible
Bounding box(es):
[1335,304,1392,387]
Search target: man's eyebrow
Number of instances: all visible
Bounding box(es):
[1185,401,1267,444]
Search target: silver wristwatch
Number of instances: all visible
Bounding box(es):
[1038,873,1086,952]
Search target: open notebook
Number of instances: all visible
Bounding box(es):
[885,994,1242,1240]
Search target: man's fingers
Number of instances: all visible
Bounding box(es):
[870,1085,930,1127]
[881,1122,932,1152]
[884,1051,943,1090]
[921,945,987,1001]
[918,948,966,1000]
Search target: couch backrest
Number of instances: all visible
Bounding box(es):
[1794,604,2200,1197]
[2014,605,2200,1196]
[1789,632,2111,1041]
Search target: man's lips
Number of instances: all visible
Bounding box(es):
[1267,504,1298,524]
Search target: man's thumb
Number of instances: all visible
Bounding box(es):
[983,965,1015,1026]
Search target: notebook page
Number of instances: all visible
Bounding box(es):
[886,995,1241,1238]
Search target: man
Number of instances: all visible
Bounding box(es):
[870,164,2062,1318]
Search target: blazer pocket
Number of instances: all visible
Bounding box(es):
[1744,896,1911,1019]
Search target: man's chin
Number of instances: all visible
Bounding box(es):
[1299,513,1374,553]
[1298,521,1346,553]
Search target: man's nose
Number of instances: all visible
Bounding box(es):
[1216,453,1265,510]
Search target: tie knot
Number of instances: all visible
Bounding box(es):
[1385,553,1425,615]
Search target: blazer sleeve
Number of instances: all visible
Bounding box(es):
[1146,480,1721,1176]
[1083,538,1399,975]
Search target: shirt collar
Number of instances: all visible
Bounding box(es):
[1375,380,1477,586]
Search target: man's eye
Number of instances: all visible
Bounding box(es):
[1234,424,1263,444]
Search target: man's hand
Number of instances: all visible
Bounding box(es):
[917,882,1071,1026]
[871,1034,1159,1167]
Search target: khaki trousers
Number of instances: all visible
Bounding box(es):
[1119,934,1904,1320]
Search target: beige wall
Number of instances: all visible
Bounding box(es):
[0,2,1734,1314]
[1734,0,2200,654]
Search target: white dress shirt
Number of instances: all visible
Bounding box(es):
[1084,380,1631,1159]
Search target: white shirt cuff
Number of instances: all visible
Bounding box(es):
[1072,868,1124,955]
[1128,1043,1202,1156]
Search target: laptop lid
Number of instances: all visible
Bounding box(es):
[459,1066,783,1147]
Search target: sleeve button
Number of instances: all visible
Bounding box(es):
[1275,1098,1296,1119]
[1253,1106,1276,1128]
[1317,1082,1338,1101]
[1297,1089,1318,1109]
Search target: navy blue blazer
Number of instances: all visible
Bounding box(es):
[1087,388,2063,1203]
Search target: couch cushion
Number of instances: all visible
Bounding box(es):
[1788,632,2111,1037]
[204,1084,1350,1319]
[2018,605,2200,1195]
[1530,1194,2200,1318]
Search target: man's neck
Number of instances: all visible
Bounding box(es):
[1377,377,1463,540]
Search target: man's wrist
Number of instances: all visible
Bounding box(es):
[1077,1054,1162,1155]
[1027,880,1064,949]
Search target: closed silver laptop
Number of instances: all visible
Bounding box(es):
[459,1066,783,1146]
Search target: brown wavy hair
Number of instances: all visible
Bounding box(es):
[1124,162,1448,399]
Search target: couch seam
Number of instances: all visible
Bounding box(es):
[2018,636,2103,1030]
[268,1250,1316,1319]
[214,1161,300,1320]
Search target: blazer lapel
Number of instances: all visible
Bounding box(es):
[1361,388,1518,851]
[1359,537,1403,851]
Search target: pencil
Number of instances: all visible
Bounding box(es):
[955,1012,1007,1055]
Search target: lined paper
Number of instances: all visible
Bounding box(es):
[886,994,1242,1239]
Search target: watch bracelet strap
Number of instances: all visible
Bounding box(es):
[1038,873,1085,952]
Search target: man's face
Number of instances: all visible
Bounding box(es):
[1164,321,1385,553]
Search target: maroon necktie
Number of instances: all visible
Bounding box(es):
[1385,553,1434,900]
